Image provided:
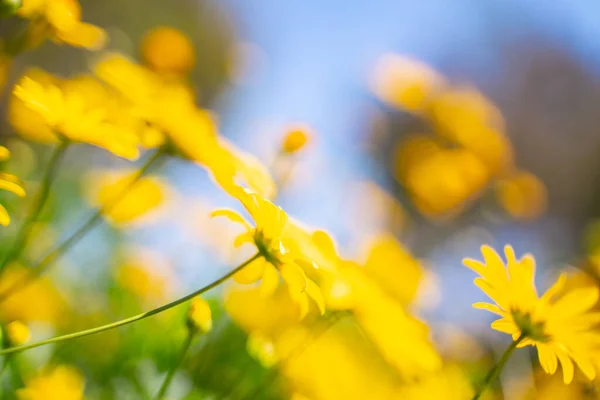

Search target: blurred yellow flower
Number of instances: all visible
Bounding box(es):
[281,125,311,154]
[247,333,278,368]
[187,296,212,334]
[115,254,171,304]
[363,234,423,306]
[213,190,325,319]
[496,170,547,220]
[17,365,85,400]
[403,148,490,218]
[0,146,26,226]
[428,86,513,175]
[18,0,106,50]
[0,266,65,324]
[465,245,600,383]
[392,134,443,184]
[371,53,445,113]
[95,54,276,198]
[395,365,474,400]
[5,320,31,346]
[85,170,167,225]
[141,26,195,75]
[12,72,140,159]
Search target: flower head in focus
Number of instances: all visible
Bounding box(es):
[212,189,324,319]
[17,365,85,400]
[12,71,140,159]
[17,0,106,50]
[464,245,600,383]
[0,146,25,226]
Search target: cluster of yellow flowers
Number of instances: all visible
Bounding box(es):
[372,54,547,221]
[0,1,599,399]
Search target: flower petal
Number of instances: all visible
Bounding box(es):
[306,279,325,315]
[234,258,266,284]
[211,209,251,229]
[0,204,10,226]
[259,263,280,297]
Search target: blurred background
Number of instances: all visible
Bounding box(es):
[2,0,600,399]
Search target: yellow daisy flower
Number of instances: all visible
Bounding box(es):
[17,365,84,400]
[95,54,276,198]
[12,71,140,160]
[212,189,324,318]
[0,146,26,226]
[464,245,600,384]
[18,0,106,50]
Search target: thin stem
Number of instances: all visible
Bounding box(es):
[0,148,166,303]
[472,334,525,400]
[0,140,70,272]
[0,254,260,357]
[155,330,195,399]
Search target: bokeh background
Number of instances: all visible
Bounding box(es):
[2,0,600,399]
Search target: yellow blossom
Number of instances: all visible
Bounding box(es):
[371,53,446,113]
[5,320,31,346]
[403,148,490,218]
[464,245,600,383]
[85,170,167,225]
[141,26,195,75]
[363,234,423,306]
[115,250,173,305]
[392,134,443,184]
[213,189,325,319]
[496,170,547,220]
[17,365,85,400]
[12,71,140,159]
[247,333,278,367]
[95,54,276,198]
[0,146,26,226]
[281,125,311,154]
[187,296,212,334]
[0,266,65,324]
[18,0,106,50]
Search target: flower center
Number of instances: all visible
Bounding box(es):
[254,230,287,266]
[511,310,550,342]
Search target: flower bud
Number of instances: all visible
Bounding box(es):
[5,321,30,346]
[187,296,212,334]
[281,126,311,154]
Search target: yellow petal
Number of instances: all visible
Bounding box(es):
[540,273,567,304]
[306,279,325,315]
[260,263,280,297]
[211,209,251,230]
[0,146,10,161]
[555,349,574,384]
[473,302,504,316]
[280,263,308,303]
[0,173,26,197]
[537,344,558,374]
[490,318,517,335]
[0,204,10,226]
[234,232,254,248]
[56,23,107,50]
[234,258,266,284]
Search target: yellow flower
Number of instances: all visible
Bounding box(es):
[95,54,276,198]
[18,0,106,50]
[281,125,311,154]
[363,234,423,306]
[141,26,195,75]
[187,296,212,334]
[85,170,167,225]
[496,170,547,220]
[12,72,140,159]
[115,249,173,305]
[392,134,443,184]
[464,245,600,384]
[17,365,85,400]
[371,53,446,113]
[403,148,490,219]
[0,267,65,324]
[428,86,513,175]
[0,146,26,226]
[213,189,325,319]
[5,320,31,346]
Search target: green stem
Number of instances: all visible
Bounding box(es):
[155,330,195,399]
[472,334,525,400]
[0,140,70,272]
[0,254,260,357]
[0,148,166,303]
